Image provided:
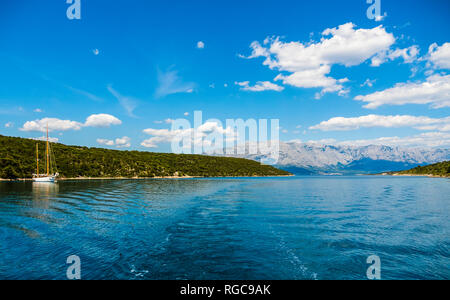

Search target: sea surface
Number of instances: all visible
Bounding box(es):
[0,176,448,280]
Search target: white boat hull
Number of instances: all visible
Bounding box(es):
[33,176,56,183]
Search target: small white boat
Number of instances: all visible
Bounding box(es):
[33,176,57,183]
[33,124,59,183]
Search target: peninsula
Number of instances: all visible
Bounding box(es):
[381,161,450,178]
[0,135,291,180]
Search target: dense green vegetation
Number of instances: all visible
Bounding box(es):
[0,135,291,179]
[392,161,450,177]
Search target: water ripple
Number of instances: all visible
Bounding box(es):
[0,177,449,280]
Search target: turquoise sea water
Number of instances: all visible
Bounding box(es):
[0,176,449,280]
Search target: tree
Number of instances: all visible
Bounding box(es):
[2,166,19,179]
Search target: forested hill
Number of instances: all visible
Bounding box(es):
[389,161,450,177]
[0,135,291,179]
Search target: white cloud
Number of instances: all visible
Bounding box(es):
[84,114,122,128]
[184,112,190,116]
[155,69,196,98]
[390,46,420,63]
[154,118,176,124]
[4,122,13,128]
[337,132,450,148]
[97,138,115,146]
[428,42,450,69]
[289,139,303,143]
[375,12,387,22]
[115,136,131,148]
[299,132,450,148]
[235,81,284,92]
[34,136,59,143]
[310,114,450,131]
[97,136,131,148]
[141,138,164,148]
[197,41,205,49]
[141,122,237,149]
[241,23,396,96]
[20,114,122,132]
[305,138,338,145]
[34,108,43,113]
[370,45,419,67]
[141,128,185,148]
[93,49,100,56]
[21,118,83,133]
[410,66,419,78]
[361,79,376,87]
[355,74,450,109]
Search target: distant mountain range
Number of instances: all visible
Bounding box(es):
[226,142,450,175]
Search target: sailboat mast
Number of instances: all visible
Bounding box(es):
[36,143,39,177]
[46,124,49,176]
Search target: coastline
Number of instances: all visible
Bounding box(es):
[0,174,295,182]
[380,173,449,179]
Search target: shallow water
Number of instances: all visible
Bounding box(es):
[0,176,449,280]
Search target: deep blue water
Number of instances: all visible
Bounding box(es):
[0,176,449,280]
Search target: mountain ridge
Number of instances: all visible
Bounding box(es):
[227,142,450,175]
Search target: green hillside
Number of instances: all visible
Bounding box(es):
[393,161,450,177]
[0,135,291,179]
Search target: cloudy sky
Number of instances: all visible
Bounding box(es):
[0,0,449,150]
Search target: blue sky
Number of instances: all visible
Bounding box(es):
[0,0,449,151]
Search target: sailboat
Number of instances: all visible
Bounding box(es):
[33,124,59,183]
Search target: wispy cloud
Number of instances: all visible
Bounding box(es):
[153,118,177,125]
[235,81,284,92]
[65,85,103,102]
[0,106,25,115]
[107,85,138,117]
[155,69,196,98]
[361,79,376,87]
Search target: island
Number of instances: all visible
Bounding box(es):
[0,135,292,180]
[381,161,450,178]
